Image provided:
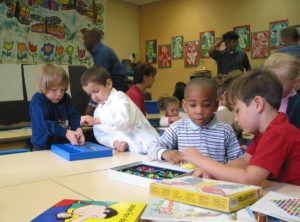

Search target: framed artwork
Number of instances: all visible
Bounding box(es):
[200,31,215,57]
[233,25,250,51]
[184,41,199,67]
[294,25,300,35]
[158,45,171,68]
[251,31,269,59]
[269,20,288,49]
[216,37,226,50]
[146,39,157,64]
[171,36,183,59]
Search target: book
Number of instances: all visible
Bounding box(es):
[250,191,300,222]
[51,142,113,161]
[149,176,263,212]
[31,199,146,222]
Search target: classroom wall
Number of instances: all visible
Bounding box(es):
[139,0,300,100]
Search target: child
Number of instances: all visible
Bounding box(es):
[173,81,186,109]
[80,66,159,154]
[126,63,157,116]
[263,53,300,129]
[30,64,85,151]
[158,96,183,127]
[147,78,242,164]
[183,69,300,186]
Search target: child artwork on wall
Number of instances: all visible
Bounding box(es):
[269,20,288,49]
[146,39,157,64]
[184,41,199,67]
[158,45,171,68]
[294,25,300,35]
[200,31,215,57]
[233,25,250,51]
[171,35,183,59]
[251,31,269,59]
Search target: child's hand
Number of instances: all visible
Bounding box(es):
[113,140,128,152]
[66,130,80,145]
[182,147,201,162]
[162,150,184,164]
[192,168,213,179]
[170,115,182,123]
[80,115,100,126]
[76,128,85,146]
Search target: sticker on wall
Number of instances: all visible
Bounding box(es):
[200,31,215,58]
[184,41,199,67]
[171,35,183,59]
[158,44,171,68]
[146,39,157,64]
[251,31,269,59]
[269,19,288,49]
[233,25,250,51]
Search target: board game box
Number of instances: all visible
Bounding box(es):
[31,199,146,222]
[51,142,113,161]
[107,161,193,188]
[150,176,263,212]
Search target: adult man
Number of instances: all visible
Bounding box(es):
[208,31,251,74]
[276,26,300,62]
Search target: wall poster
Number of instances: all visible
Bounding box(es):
[184,41,199,67]
[269,20,288,49]
[251,31,269,59]
[158,44,171,68]
[233,25,250,51]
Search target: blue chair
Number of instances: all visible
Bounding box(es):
[144,101,160,114]
[0,149,30,155]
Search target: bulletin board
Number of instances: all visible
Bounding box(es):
[0,0,106,65]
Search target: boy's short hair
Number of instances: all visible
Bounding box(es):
[280,26,299,42]
[223,31,239,41]
[133,63,156,84]
[184,77,217,99]
[38,64,69,94]
[227,69,283,110]
[263,53,300,81]
[158,96,180,110]
[81,66,112,87]
[83,29,102,41]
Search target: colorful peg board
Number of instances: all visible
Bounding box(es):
[270,198,300,218]
[108,161,193,188]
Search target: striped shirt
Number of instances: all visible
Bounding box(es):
[147,115,242,163]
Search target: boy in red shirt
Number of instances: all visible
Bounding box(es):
[183,69,300,186]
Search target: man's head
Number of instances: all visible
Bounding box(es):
[223,31,239,51]
[83,29,102,51]
[182,78,218,126]
[280,26,299,46]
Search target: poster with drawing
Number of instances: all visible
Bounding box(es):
[269,20,288,49]
[200,31,214,58]
[158,45,171,68]
[171,35,183,59]
[146,39,157,64]
[294,25,300,35]
[233,25,250,51]
[251,31,269,59]
[184,41,199,67]
[0,0,106,65]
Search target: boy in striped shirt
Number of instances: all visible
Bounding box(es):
[147,78,242,164]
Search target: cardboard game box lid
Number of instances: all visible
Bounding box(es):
[51,142,113,161]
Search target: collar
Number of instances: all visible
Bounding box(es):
[189,113,218,130]
[283,90,297,102]
[98,88,116,108]
[224,49,238,55]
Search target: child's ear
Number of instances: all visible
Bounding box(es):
[106,79,113,89]
[214,100,219,112]
[182,99,188,112]
[253,96,265,114]
[293,77,300,90]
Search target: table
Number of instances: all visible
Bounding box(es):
[1,151,300,222]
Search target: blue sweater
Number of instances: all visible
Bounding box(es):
[30,92,81,147]
[286,94,300,130]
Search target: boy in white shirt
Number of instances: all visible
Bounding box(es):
[80,66,159,154]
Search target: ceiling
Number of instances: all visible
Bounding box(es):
[122,0,163,6]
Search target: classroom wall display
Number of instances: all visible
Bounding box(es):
[200,31,215,58]
[158,44,171,68]
[184,41,199,67]
[171,35,183,59]
[146,39,157,64]
[233,25,250,51]
[0,0,106,65]
[251,31,269,59]
[294,25,300,34]
[269,19,288,49]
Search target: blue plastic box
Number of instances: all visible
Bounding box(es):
[51,142,113,161]
[144,101,160,114]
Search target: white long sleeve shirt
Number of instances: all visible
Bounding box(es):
[93,88,159,154]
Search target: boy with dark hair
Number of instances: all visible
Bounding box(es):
[208,31,251,74]
[183,69,300,186]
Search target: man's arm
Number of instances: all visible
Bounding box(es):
[208,37,224,54]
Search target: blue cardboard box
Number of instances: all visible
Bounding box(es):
[51,142,113,161]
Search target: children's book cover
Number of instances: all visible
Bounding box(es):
[149,176,263,212]
[31,199,146,222]
[250,191,300,222]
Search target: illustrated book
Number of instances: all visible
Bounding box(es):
[149,176,263,212]
[31,199,146,222]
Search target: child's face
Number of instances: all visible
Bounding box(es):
[182,85,218,126]
[166,103,180,117]
[232,99,258,134]
[45,85,65,104]
[82,80,112,104]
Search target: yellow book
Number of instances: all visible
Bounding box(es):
[150,176,263,212]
